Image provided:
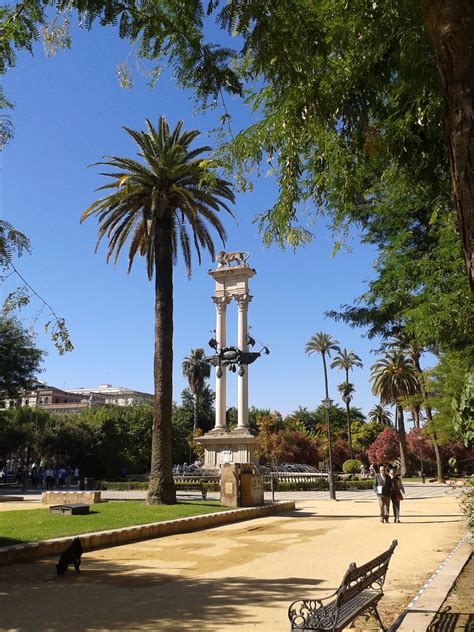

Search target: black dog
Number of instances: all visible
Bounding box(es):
[56,537,82,575]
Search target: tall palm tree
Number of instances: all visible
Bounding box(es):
[337,380,355,457]
[305,332,340,399]
[385,334,444,481]
[81,117,235,504]
[182,348,211,431]
[305,332,339,498]
[370,351,419,475]
[331,348,363,458]
[367,404,392,426]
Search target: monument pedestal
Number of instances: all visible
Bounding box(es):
[196,429,259,472]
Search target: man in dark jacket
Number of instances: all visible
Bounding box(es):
[373,465,393,523]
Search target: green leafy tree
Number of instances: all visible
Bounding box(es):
[370,351,419,475]
[309,403,365,438]
[0,412,31,460]
[226,405,271,432]
[181,348,211,431]
[179,385,215,434]
[0,317,44,398]
[81,117,234,504]
[453,373,474,449]
[351,420,385,455]
[2,1,474,297]
[427,349,474,448]
[286,406,318,433]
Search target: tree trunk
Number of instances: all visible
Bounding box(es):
[411,405,421,429]
[322,353,329,399]
[396,404,409,477]
[344,368,353,459]
[421,0,474,298]
[413,357,445,482]
[345,400,353,460]
[193,393,198,432]
[147,218,176,505]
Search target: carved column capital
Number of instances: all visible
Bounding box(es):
[212,295,232,314]
[234,293,253,311]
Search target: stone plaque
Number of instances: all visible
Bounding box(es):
[220,450,233,464]
[220,463,240,507]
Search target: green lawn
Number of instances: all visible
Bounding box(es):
[0,500,227,546]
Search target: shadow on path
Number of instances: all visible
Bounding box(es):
[0,557,329,631]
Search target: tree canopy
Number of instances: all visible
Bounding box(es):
[0,316,44,397]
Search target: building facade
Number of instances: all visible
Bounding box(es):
[0,383,153,413]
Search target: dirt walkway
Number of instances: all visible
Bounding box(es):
[0,495,466,631]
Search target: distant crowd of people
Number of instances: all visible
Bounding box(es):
[0,459,80,491]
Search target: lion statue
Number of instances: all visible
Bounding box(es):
[216,251,250,267]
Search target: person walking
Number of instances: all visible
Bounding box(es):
[390,466,405,523]
[45,466,54,490]
[373,465,393,523]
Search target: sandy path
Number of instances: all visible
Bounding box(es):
[0,495,466,631]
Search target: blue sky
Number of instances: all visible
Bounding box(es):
[1,22,398,416]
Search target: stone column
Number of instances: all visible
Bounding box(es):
[236,294,252,429]
[213,296,230,429]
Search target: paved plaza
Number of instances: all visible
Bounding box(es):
[0,485,468,631]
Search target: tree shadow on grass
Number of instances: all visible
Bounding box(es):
[0,557,330,631]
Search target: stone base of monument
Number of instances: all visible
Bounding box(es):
[196,428,259,472]
[220,463,264,507]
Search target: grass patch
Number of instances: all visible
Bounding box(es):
[0,500,227,546]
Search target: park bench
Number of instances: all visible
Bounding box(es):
[288,539,397,631]
[175,481,209,500]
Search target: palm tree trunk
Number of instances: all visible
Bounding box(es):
[147,219,176,505]
[345,399,353,459]
[396,404,409,477]
[424,406,444,483]
[322,354,329,398]
[193,393,198,432]
[411,405,421,429]
[321,352,335,499]
[345,368,353,459]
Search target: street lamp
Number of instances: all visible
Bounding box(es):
[322,397,336,500]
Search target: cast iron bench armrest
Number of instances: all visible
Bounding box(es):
[288,591,339,631]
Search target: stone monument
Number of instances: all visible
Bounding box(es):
[196,251,268,470]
